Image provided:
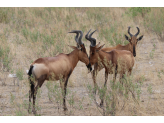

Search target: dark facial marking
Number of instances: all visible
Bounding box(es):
[133,46,136,57]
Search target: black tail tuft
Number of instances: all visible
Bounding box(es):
[28,65,34,76]
[28,65,34,95]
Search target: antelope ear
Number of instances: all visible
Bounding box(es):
[125,35,131,42]
[95,42,100,48]
[137,35,143,41]
[76,43,81,49]
[96,44,105,52]
[68,45,77,50]
[77,43,83,50]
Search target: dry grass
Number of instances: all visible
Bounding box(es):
[0,7,164,116]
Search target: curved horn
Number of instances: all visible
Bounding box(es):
[89,30,97,47]
[78,30,83,45]
[85,29,94,47]
[68,30,79,44]
[68,30,83,45]
[135,27,140,37]
[128,26,133,37]
[85,29,91,40]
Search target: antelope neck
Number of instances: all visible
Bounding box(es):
[126,43,131,51]
[68,49,79,69]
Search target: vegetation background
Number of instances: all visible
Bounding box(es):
[0,7,164,116]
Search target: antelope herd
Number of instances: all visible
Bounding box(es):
[27,27,143,114]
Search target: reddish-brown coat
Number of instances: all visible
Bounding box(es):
[28,44,90,114]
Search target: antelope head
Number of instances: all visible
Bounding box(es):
[125,27,143,57]
[68,30,92,72]
[85,29,105,66]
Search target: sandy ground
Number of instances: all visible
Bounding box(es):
[0,33,164,116]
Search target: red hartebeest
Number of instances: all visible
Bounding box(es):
[102,27,143,57]
[86,27,143,95]
[86,30,135,107]
[28,30,92,114]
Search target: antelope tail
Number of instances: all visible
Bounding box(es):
[28,65,34,76]
[28,65,34,94]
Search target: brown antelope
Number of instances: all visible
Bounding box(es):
[86,30,135,107]
[87,27,143,95]
[27,30,92,114]
[102,27,143,57]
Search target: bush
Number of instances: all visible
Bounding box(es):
[0,8,13,23]
[16,68,24,80]
[87,73,144,116]
[0,45,12,72]
[144,8,164,40]
[99,24,128,46]
[127,7,151,17]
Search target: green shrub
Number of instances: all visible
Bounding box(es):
[30,30,40,43]
[144,8,164,40]
[0,45,12,72]
[21,27,30,39]
[16,68,24,80]
[100,25,128,46]
[0,8,13,23]
[127,7,151,17]
[87,73,143,116]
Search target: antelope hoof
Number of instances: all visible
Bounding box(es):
[100,102,104,108]
[64,107,68,111]
[28,108,32,114]
[32,109,37,114]
[92,88,97,95]
[88,70,91,74]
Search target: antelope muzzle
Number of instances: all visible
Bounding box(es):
[86,63,92,73]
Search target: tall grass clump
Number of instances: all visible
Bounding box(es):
[0,45,12,72]
[87,73,144,116]
[126,7,151,17]
[144,8,164,40]
[99,24,128,46]
[86,58,144,116]
[0,8,15,23]
[16,68,24,81]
